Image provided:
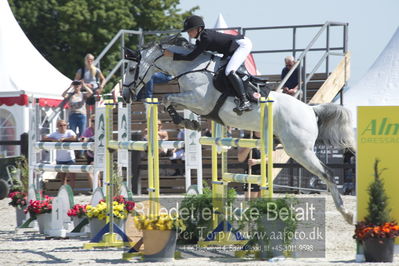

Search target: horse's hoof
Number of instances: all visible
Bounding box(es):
[233,108,243,116]
[343,210,354,225]
[122,88,131,104]
[192,120,201,131]
[182,119,201,131]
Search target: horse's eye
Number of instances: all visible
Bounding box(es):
[129,67,135,72]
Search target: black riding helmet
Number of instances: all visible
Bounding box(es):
[182,15,205,32]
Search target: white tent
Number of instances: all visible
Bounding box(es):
[0,1,71,156]
[343,26,399,126]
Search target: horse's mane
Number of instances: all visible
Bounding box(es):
[161,35,221,61]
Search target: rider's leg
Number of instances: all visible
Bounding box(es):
[227,71,252,111]
[226,37,253,112]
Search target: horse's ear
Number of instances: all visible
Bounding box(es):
[124,47,141,61]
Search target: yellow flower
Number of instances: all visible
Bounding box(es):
[132,214,186,231]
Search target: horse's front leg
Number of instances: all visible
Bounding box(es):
[162,91,200,109]
[162,91,201,131]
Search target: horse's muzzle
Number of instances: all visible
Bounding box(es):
[122,87,136,103]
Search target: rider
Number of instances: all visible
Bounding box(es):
[163,15,253,112]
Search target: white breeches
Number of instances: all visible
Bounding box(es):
[225,37,253,75]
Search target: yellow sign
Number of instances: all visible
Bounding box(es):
[357,106,399,244]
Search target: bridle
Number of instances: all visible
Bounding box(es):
[123,45,165,94]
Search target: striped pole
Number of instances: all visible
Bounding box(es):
[211,121,220,229]
[103,94,116,240]
[34,142,94,151]
[259,97,268,198]
[267,98,274,197]
[146,98,160,215]
[33,164,94,173]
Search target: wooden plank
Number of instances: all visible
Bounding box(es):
[308,52,351,104]
[44,181,90,190]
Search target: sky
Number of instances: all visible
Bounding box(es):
[178,0,399,86]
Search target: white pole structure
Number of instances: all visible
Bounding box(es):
[183,110,203,194]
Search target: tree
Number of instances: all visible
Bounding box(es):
[9,0,197,90]
[365,159,391,226]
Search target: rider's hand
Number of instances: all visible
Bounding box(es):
[164,50,173,57]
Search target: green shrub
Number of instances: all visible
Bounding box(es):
[178,184,236,244]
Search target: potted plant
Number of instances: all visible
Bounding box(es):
[67,204,87,228]
[178,185,236,244]
[85,196,134,238]
[8,191,28,226]
[353,159,399,262]
[133,213,186,262]
[25,196,53,234]
[242,197,297,259]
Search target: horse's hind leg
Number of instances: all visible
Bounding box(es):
[289,148,354,224]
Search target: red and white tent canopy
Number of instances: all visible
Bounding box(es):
[0,0,71,107]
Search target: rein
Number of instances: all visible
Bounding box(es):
[170,54,216,81]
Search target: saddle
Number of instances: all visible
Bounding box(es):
[212,64,271,103]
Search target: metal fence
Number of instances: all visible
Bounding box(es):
[94,21,348,103]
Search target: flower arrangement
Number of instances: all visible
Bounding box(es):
[24,196,53,216]
[354,222,399,240]
[8,191,27,209]
[67,204,87,218]
[86,196,135,220]
[133,214,186,231]
[112,195,135,213]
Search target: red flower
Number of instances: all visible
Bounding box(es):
[24,197,53,216]
[354,221,399,240]
[67,204,87,218]
[8,191,27,208]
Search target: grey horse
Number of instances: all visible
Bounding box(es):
[122,41,355,224]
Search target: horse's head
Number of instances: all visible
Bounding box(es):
[122,35,191,103]
[122,45,163,103]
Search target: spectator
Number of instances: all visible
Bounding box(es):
[74,53,106,116]
[42,120,77,188]
[62,80,92,132]
[169,129,185,176]
[81,114,95,188]
[281,56,300,97]
[62,80,92,158]
[137,72,173,101]
[237,131,262,199]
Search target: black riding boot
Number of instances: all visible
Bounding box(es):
[227,71,252,112]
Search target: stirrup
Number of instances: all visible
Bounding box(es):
[236,101,252,112]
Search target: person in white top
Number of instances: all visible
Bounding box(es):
[42,120,77,187]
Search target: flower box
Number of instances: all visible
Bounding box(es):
[134,214,185,262]
[142,229,177,262]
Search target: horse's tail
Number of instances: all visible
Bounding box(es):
[312,103,356,151]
